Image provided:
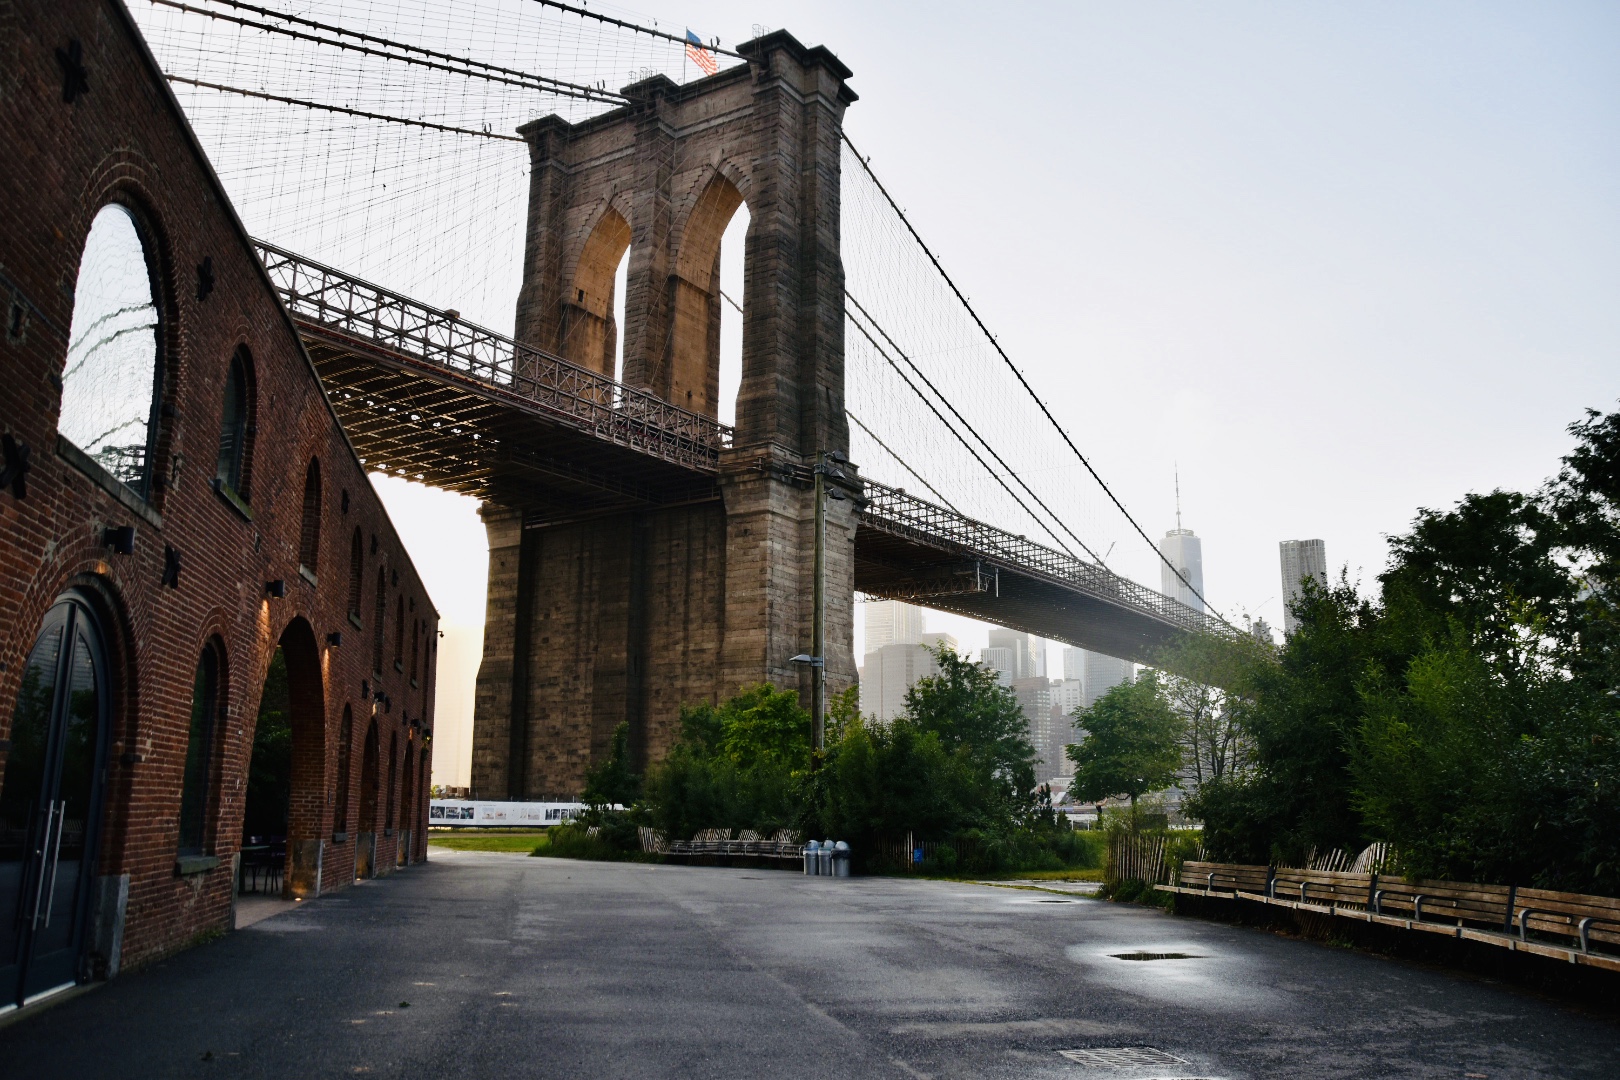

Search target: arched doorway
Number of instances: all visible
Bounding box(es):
[240,620,326,898]
[0,593,112,1007]
[355,719,379,879]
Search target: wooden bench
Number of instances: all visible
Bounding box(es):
[1366,879,1516,935]
[1175,860,1270,896]
[1511,886,1620,958]
[1157,862,1620,974]
[1269,868,1376,911]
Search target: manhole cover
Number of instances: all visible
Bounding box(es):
[1110,951,1200,961]
[1058,1047,1188,1067]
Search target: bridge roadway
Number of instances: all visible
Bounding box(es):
[1,853,1613,1078]
[259,241,1240,668]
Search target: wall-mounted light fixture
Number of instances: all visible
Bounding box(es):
[265,579,287,598]
[326,631,344,647]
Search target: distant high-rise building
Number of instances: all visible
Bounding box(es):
[864,599,925,652]
[919,631,957,656]
[1082,652,1135,709]
[1061,646,1086,682]
[987,627,1038,680]
[1158,529,1205,612]
[861,642,950,721]
[1159,469,1205,612]
[980,646,1014,686]
[1011,676,1059,780]
[1279,539,1328,634]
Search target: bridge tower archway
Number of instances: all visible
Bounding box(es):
[475,32,859,800]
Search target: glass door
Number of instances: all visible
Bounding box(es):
[0,594,110,1010]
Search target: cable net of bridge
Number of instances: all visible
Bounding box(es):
[132,0,1236,637]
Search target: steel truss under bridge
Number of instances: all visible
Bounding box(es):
[856,480,1245,667]
[256,240,730,508]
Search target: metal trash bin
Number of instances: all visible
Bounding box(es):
[818,840,834,876]
[831,841,851,878]
[803,839,820,876]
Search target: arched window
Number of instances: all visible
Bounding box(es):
[393,595,405,672]
[334,706,354,835]
[371,567,387,676]
[298,458,321,575]
[347,529,364,620]
[215,347,252,499]
[61,203,163,496]
[179,643,223,855]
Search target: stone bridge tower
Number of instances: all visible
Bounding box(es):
[471,32,859,798]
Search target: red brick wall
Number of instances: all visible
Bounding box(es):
[0,0,437,973]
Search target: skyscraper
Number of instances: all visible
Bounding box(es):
[986,627,1038,680]
[1279,539,1328,634]
[1082,652,1135,708]
[858,602,942,720]
[1158,529,1205,612]
[864,599,925,651]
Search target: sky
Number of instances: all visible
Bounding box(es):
[256,1,1618,785]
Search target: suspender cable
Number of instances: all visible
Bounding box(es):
[150,0,627,104]
[529,0,748,59]
[847,309,1079,561]
[165,75,527,141]
[848,412,962,516]
[843,133,1228,624]
[847,293,1107,567]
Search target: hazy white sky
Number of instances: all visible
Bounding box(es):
[348,1,1619,784]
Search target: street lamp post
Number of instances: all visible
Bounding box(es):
[800,450,848,756]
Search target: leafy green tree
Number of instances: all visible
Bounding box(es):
[581,721,641,808]
[640,684,811,841]
[904,645,1038,809]
[1066,672,1184,809]
[1193,404,1620,890]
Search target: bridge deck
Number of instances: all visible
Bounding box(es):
[259,241,727,509]
[261,241,1241,665]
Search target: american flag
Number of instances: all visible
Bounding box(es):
[685,30,718,77]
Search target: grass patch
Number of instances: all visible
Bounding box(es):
[969,867,1104,882]
[428,829,550,854]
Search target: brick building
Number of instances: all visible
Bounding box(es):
[0,0,436,1010]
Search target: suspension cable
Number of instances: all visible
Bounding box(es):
[165,75,526,141]
[720,288,962,514]
[846,308,1079,560]
[150,0,625,104]
[847,292,1107,567]
[843,132,1226,622]
[529,0,748,59]
[847,412,962,515]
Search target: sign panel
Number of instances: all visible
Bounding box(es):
[427,800,586,827]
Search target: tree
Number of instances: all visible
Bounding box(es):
[1156,633,1263,790]
[904,645,1038,807]
[1066,672,1184,808]
[581,721,641,809]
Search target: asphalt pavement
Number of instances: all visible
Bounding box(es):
[2,850,1616,1079]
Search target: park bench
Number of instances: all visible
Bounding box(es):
[1268,867,1376,911]
[1509,886,1620,962]
[1160,861,1620,973]
[1176,860,1270,897]
[664,828,802,863]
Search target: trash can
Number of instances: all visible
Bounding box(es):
[818,840,834,876]
[831,841,851,878]
[803,839,820,876]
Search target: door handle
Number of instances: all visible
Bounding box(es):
[28,800,57,929]
[41,802,67,928]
